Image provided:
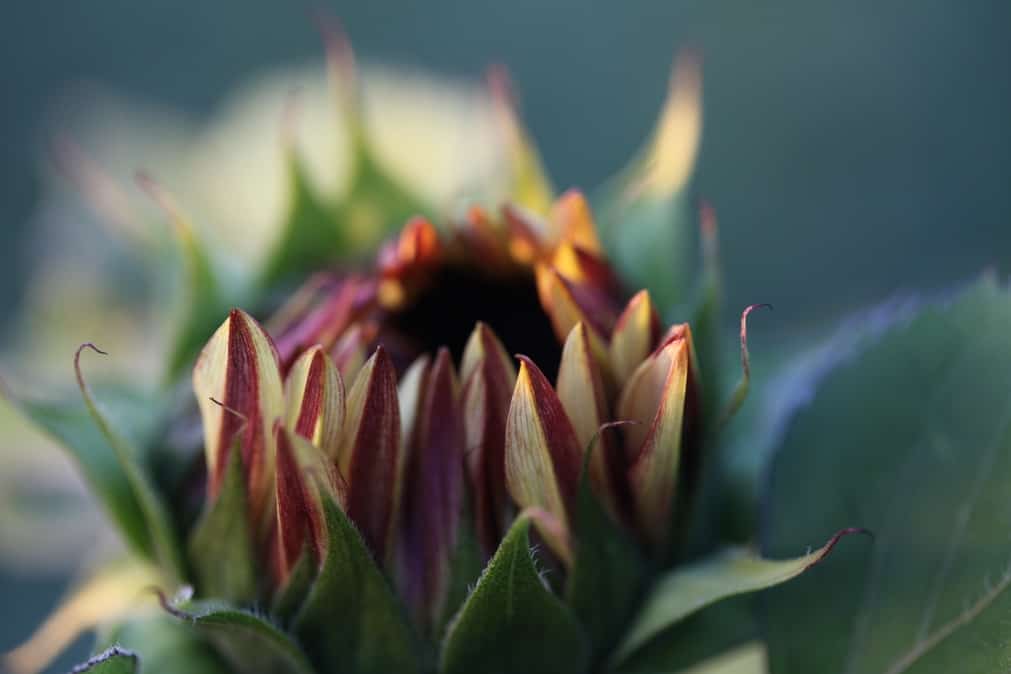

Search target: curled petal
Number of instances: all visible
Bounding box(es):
[338,347,403,562]
[193,309,284,522]
[398,348,465,628]
[505,357,582,561]
[557,323,619,516]
[617,336,689,548]
[610,290,663,384]
[461,323,517,556]
[285,346,345,458]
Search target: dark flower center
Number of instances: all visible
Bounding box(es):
[386,264,562,378]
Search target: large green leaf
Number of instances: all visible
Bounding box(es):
[611,530,864,667]
[763,278,1011,674]
[187,444,258,603]
[292,495,420,674]
[162,600,316,674]
[69,647,138,674]
[441,517,591,674]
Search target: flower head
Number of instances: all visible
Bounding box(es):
[193,178,700,626]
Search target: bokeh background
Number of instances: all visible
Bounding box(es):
[1,2,1008,671]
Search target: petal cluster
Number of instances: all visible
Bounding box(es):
[192,189,700,629]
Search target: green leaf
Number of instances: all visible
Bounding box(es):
[163,211,228,380]
[258,154,341,289]
[270,545,317,624]
[565,457,645,661]
[188,444,258,603]
[441,517,591,674]
[4,390,152,560]
[72,348,185,580]
[763,278,1011,674]
[611,530,865,667]
[611,598,758,673]
[164,600,316,674]
[98,613,228,674]
[292,495,420,674]
[674,643,767,674]
[596,190,696,318]
[437,506,485,636]
[69,647,138,674]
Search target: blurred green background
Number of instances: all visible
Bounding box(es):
[1,2,1008,671]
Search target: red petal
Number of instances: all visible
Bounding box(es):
[398,348,465,628]
[339,346,403,562]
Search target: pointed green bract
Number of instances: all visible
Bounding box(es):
[258,154,341,289]
[764,279,1011,674]
[292,494,420,674]
[440,517,590,674]
[611,531,866,666]
[188,444,258,603]
[565,446,645,662]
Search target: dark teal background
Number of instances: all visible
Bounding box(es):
[1,2,1009,672]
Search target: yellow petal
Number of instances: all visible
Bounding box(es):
[557,322,618,516]
[636,51,702,198]
[192,309,284,519]
[617,336,689,548]
[550,189,601,253]
[610,290,662,384]
[284,346,345,458]
[505,357,582,563]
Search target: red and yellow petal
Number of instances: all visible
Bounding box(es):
[556,322,619,517]
[337,346,403,562]
[504,356,582,563]
[398,348,465,628]
[610,290,663,384]
[193,309,284,521]
[617,334,690,548]
[461,323,517,557]
[284,346,345,458]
